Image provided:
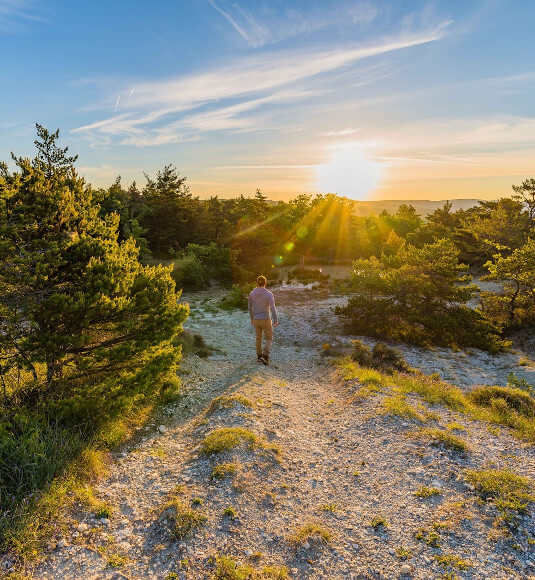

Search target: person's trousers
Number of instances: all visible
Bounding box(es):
[252,319,273,356]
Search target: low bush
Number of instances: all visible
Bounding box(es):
[171,255,208,290]
[349,340,410,373]
[219,284,254,310]
[175,330,212,358]
[183,243,237,283]
[335,239,508,352]
[211,462,238,480]
[468,385,535,418]
[213,554,289,579]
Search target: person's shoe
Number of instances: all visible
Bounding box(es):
[261,354,269,365]
[257,354,263,362]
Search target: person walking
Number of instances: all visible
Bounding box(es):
[248,275,278,365]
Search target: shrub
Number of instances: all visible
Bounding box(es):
[172,255,208,289]
[349,340,410,373]
[370,515,387,528]
[176,330,212,358]
[414,486,442,498]
[183,243,237,283]
[435,554,472,571]
[219,284,254,310]
[506,373,535,397]
[350,340,373,366]
[208,395,254,413]
[213,554,289,579]
[372,342,410,373]
[335,239,507,352]
[468,385,535,419]
[290,267,329,281]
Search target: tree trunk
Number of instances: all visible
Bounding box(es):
[46,360,63,384]
[508,281,520,326]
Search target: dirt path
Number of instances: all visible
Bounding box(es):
[31,287,535,579]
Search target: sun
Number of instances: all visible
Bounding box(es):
[316,143,382,200]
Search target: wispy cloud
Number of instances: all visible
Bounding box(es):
[208,0,378,48]
[0,0,45,32]
[208,0,270,48]
[74,22,451,146]
[319,127,361,137]
[379,116,535,154]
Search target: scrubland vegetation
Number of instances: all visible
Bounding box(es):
[2,125,535,576]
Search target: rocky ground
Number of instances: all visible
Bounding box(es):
[29,285,535,579]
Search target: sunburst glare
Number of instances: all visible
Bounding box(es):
[316,143,382,200]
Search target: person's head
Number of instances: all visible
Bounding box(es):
[257,275,267,287]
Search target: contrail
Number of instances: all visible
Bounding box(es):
[127,87,134,104]
[113,93,121,116]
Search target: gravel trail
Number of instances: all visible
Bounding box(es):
[31,287,535,580]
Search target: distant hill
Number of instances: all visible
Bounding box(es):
[353,199,482,217]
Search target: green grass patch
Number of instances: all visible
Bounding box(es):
[211,462,238,480]
[213,554,289,579]
[435,554,472,571]
[201,428,277,456]
[370,515,388,528]
[410,427,469,453]
[415,528,440,547]
[208,394,254,414]
[414,486,442,499]
[396,546,413,560]
[338,357,535,444]
[382,396,427,422]
[317,502,338,512]
[464,468,534,517]
[107,553,129,568]
[290,522,332,546]
[223,506,237,519]
[172,502,207,539]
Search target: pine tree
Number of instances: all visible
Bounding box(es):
[32,123,78,179]
[0,127,188,411]
[142,165,196,255]
[336,238,506,351]
[512,178,535,220]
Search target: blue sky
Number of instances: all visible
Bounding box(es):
[1,0,534,200]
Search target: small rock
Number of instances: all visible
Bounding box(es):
[400,564,412,575]
[101,518,110,526]
[158,425,167,433]
[77,523,88,532]
[57,539,69,549]
[302,542,310,550]
[245,549,253,557]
